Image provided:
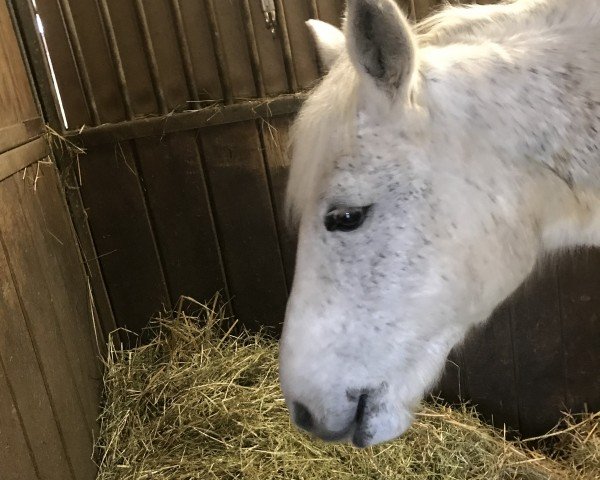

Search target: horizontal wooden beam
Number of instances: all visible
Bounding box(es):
[0,136,50,183]
[66,94,305,147]
[0,117,44,155]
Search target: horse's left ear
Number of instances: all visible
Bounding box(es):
[345,0,417,101]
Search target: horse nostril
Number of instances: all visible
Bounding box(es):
[292,402,315,431]
[355,393,368,425]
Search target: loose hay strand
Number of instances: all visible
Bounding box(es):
[96,298,599,480]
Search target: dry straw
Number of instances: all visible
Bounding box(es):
[96,297,599,480]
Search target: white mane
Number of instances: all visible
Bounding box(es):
[286,56,360,224]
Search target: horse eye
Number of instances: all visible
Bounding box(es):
[324,206,371,232]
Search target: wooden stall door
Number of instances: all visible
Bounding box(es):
[1,2,103,479]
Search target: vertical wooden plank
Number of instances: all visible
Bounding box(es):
[0,0,37,128]
[437,347,468,406]
[36,161,108,355]
[461,303,520,431]
[199,121,288,332]
[12,168,99,432]
[0,360,39,480]
[261,116,297,288]
[558,250,600,414]
[510,264,566,437]
[0,246,71,480]
[132,131,228,305]
[79,142,171,334]
[0,179,96,480]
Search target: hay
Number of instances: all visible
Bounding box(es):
[96,298,599,480]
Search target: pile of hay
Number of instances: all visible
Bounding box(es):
[96,298,599,480]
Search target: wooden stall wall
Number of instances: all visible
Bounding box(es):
[1,2,102,479]
[15,0,599,439]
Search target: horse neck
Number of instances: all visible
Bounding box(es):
[421,31,600,251]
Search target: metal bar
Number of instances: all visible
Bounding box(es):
[240,0,266,98]
[274,0,298,92]
[169,0,199,102]
[57,0,100,125]
[204,0,233,104]
[68,93,305,147]
[308,0,319,20]
[134,0,168,114]
[96,0,134,120]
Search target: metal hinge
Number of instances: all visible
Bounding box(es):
[261,0,277,36]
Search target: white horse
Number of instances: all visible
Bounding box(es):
[279,0,600,447]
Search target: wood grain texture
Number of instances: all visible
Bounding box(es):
[0,241,73,480]
[511,264,566,436]
[0,361,40,480]
[260,115,296,289]
[0,0,37,128]
[200,121,288,332]
[0,135,49,182]
[558,251,600,414]
[0,176,96,480]
[133,131,228,305]
[461,303,520,432]
[78,142,171,335]
[15,166,101,429]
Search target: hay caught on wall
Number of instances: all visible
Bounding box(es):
[96,297,599,480]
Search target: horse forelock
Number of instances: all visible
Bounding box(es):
[285,57,360,225]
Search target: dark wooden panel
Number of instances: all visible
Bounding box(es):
[437,347,468,405]
[133,131,228,305]
[281,0,320,89]
[247,0,288,95]
[0,361,39,480]
[510,264,566,436]
[63,0,126,123]
[0,242,72,480]
[142,0,189,111]
[558,250,600,413]
[461,303,520,431]
[0,177,95,480]
[15,165,101,424]
[261,115,296,288]
[104,0,159,116]
[200,121,288,332]
[0,0,37,128]
[314,0,346,28]
[79,142,171,334]
[179,0,222,101]
[213,0,256,99]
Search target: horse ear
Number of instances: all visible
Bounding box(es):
[345,0,417,100]
[306,19,345,70]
